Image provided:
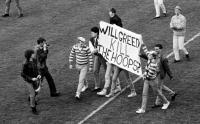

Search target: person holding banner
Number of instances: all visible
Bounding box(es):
[104,8,136,98]
[109,8,123,27]
[170,6,190,63]
[69,37,93,100]
[89,27,107,92]
[140,44,177,108]
[136,49,170,114]
[21,49,41,115]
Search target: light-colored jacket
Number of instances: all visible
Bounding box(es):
[170,14,186,36]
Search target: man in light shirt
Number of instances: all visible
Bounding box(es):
[170,6,190,63]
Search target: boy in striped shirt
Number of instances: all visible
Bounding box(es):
[136,45,170,113]
[69,37,93,99]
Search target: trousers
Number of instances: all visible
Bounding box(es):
[173,35,189,60]
[4,0,22,14]
[154,0,166,17]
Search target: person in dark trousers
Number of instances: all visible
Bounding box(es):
[21,49,41,115]
[89,27,107,92]
[34,37,60,97]
[140,44,177,108]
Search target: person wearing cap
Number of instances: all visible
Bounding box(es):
[140,44,177,108]
[170,6,190,63]
[69,37,93,99]
[136,49,170,114]
[34,37,60,97]
[21,49,41,115]
[153,0,167,19]
[89,26,107,92]
[2,0,23,18]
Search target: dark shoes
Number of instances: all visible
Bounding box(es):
[174,60,181,63]
[51,92,61,97]
[2,13,24,18]
[186,54,190,61]
[2,14,9,17]
[163,13,167,17]
[171,93,178,101]
[31,107,38,115]
[153,16,160,19]
[151,104,162,108]
[18,14,24,18]
[92,88,101,92]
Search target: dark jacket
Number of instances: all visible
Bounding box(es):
[110,14,123,27]
[140,54,173,79]
[36,48,49,69]
[90,37,101,56]
[21,60,40,84]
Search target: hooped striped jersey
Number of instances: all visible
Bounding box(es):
[69,44,93,68]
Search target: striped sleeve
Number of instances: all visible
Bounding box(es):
[69,45,75,64]
[86,47,93,68]
[141,44,148,55]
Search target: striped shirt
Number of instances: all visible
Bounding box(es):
[141,45,159,80]
[144,59,159,80]
[69,44,93,68]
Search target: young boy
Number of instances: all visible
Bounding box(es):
[69,37,93,99]
[21,49,41,115]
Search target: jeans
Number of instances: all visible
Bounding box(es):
[110,66,135,93]
[141,77,168,110]
[93,55,107,88]
[76,64,88,95]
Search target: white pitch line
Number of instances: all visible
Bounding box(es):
[77,32,200,124]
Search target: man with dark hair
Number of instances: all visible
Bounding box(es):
[34,37,60,97]
[2,0,23,18]
[109,8,123,27]
[106,8,136,98]
[89,27,107,92]
[140,44,177,108]
[21,49,40,114]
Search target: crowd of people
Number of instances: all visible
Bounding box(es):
[19,0,191,115]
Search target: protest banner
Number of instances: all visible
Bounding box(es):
[98,21,143,76]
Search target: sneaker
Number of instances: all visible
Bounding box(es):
[92,88,101,92]
[31,107,38,115]
[75,93,80,100]
[2,14,9,17]
[174,59,181,63]
[136,108,145,114]
[162,101,170,110]
[114,86,121,94]
[81,85,88,92]
[153,16,160,19]
[151,104,162,108]
[185,54,190,61]
[18,14,24,18]
[105,92,114,98]
[171,93,178,101]
[127,91,137,98]
[51,92,61,97]
[163,13,167,17]
[97,89,107,96]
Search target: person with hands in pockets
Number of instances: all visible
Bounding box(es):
[69,37,93,100]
